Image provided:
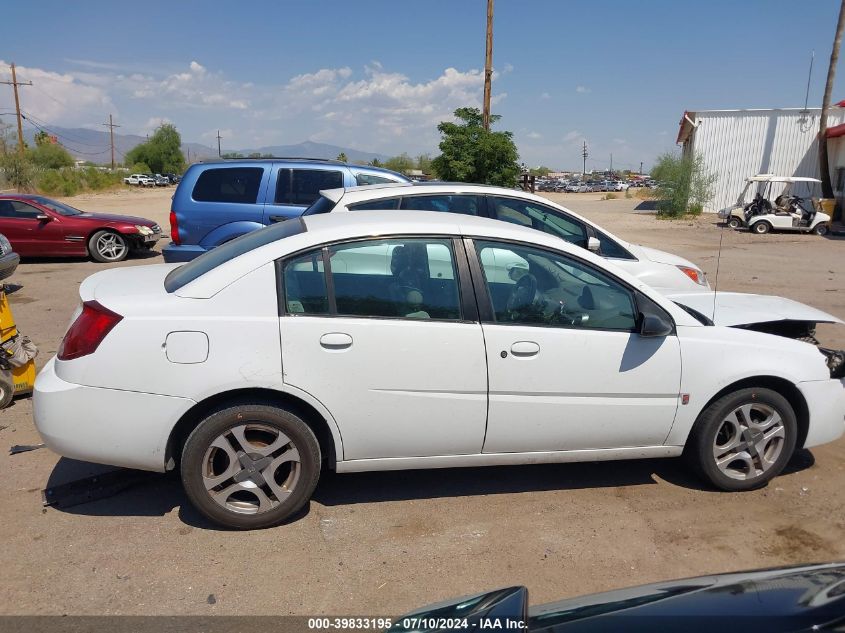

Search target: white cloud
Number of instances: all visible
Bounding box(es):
[563,130,583,143]
[540,92,550,99]
[527,131,542,139]
[144,116,172,131]
[575,85,591,94]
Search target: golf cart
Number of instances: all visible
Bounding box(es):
[718,175,830,235]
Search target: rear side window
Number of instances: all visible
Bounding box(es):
[347,198,401,211]
[192,168,263,203]
[400,194,482,215]
[354,173,397,186]
[276,169,343,206]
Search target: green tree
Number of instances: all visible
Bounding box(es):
[431,107,520,186]
[336,152,348,162]
[28,142,75,169]
[384,153,415,174]
[369,158,382,167]
[650,152,716,217]
[416,153,433,174]
[124,123,186,173]
[529,165,551,177]
[221,152,244,159]
[34,130,51,146]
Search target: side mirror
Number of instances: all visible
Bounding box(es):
[587,236,601,252]
[36,214,52,222]
[640,313,674,337]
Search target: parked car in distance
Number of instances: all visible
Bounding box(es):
[395,563,845,632]
[164,173,182,184]
[123,174,154,187]
[34,212,845,529]
[153,174,170,187]
[303,182,710,293]
[0,194,162,262]
[162,158,410,263]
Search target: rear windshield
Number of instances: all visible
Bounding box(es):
[164,218,306,293]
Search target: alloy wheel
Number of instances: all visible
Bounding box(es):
[95,233,127,261]
[712,403,786,481]
[202,423,301,515]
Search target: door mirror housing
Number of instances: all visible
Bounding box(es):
[640,313,674,337]
[587,236,601,252]
[36,214,51,222]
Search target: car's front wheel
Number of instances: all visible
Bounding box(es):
[181,404,321,529]
[813,222,829,236]
[752,221,771,234]
[728,217,742,229]
[685,388,797,491]
[89,230,129,263]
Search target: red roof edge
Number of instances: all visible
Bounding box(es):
[827,122,845,139]
[836,99,845,107]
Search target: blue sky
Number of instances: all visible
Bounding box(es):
[2,0,844,171]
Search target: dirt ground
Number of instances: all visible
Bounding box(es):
[1,186,843,616]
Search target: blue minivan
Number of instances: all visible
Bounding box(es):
[163,158,409,262]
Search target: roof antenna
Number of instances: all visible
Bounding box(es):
[712,171,729,322]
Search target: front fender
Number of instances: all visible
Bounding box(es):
[199,221,265,249]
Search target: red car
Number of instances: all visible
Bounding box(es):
[0,194,162,262]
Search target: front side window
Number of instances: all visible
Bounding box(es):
[592,229,636,260]
[276,169,343,206]
[280,238,462,321]
[32,197,82,216]
[400,194,482,216]
[192,168,264,204]
[474,240,637,331]
[490,197,587,248]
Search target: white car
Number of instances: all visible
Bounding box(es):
[303,183,710,294]
[123,174,154,187]
[34,212,845,529]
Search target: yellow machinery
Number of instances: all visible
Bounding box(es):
[0,283,37,408]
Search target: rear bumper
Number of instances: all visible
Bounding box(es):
[33,357,195,472]
[162,243,206,263]
[798,378,845,448]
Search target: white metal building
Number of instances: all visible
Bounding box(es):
[676,106,845,212]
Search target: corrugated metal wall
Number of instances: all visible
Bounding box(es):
[688,108,845,212]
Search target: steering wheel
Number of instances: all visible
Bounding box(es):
[506,273,539,317]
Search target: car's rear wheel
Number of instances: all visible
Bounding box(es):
[728,217,742,229]
[685,388,796,491]
[89,230,129,263]
[181,404,321,529]
[752,221,771,234]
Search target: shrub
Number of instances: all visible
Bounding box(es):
[651,152,716,217]
[0,152,36,191]
[35,167,125,197]
[603,193,618,200]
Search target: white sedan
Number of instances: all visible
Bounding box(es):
[34,212,845,529]
[303,182,710,293]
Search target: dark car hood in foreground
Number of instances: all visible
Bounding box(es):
[393,563,845,633]
[74,212,158,227]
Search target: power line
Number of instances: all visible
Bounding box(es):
[20,110,106,147]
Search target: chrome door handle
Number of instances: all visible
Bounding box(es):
[320,332,353,350]
[509,341,540,357]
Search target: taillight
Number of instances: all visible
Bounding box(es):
[57,301,123,361]
[169,211,180,245]
[677,265,708,286]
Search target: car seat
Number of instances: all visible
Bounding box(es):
[389,244,431,318]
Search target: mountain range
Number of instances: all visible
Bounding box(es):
[20,126,392,165]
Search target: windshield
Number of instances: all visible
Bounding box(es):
[32,197,83,216]
[164,218,306,292]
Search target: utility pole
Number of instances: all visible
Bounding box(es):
[582,141,588,176]
[610,153,613,174]
[217,130,222,158]
[482,0,494,131]
[819,0,845,206]
[102,114,120,170]
[0,63,32,154]
[640,161,643,175]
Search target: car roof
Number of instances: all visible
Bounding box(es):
[190,158,410,180]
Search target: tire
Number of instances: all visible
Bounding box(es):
[813,223,829,236]
[752,221,771,234]
[180,403,321,530]
[89,230,129,263]
[685,387,797,491]
[728,217,742,229]
[0,369,13,409]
